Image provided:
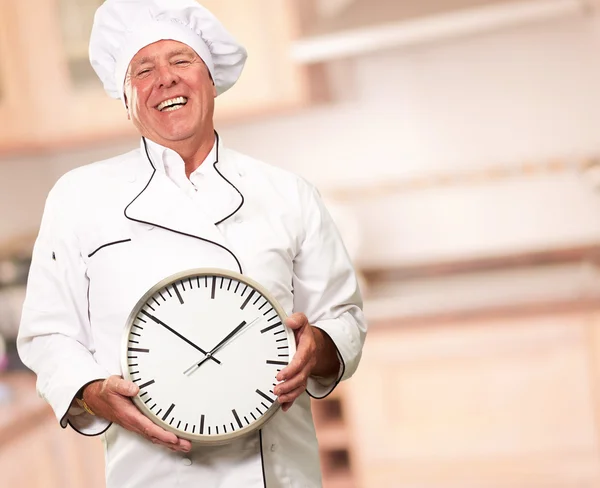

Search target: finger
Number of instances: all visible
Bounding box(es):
[278,384,306,407]
[176,438,192,452]
[122,407,179,446]
[277,334,314,382]
[274,368,308,396]
[284,313,308,330]
[151,437,191,452]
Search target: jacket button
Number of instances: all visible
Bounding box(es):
[181,457,192,466]
[234,215,243,224]
[270,444,276,452]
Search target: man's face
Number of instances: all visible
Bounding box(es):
[124,40,216,145]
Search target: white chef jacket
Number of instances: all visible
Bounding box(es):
[17,135,367,488]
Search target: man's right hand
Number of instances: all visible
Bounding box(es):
[83,375,191,453]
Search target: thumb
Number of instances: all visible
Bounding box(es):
[114,378,139,397]
[285,313,308,330]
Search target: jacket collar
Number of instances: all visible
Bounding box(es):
[124,134,244,254]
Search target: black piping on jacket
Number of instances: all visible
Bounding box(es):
[124,131,244,274]
[69,133,270,487]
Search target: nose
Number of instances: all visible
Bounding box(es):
[156,64,179,89]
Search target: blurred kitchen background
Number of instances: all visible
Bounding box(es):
[3,0,600,486]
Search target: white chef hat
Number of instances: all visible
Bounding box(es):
[89,0,247,100]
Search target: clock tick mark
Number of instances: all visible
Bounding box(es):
[172,283,184,304]
[232,409,243,429]
[139,379,155,389]
[256,389,275,404]
[162,403,175,421]
[240,289,255,310]
[260,322,282,334]
[266,360,288,366]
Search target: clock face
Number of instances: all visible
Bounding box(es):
[121,268,295,444]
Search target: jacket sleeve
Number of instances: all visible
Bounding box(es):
[292,180,367,399]
[17,178,111,435]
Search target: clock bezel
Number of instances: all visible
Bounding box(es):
[120,267,296,445]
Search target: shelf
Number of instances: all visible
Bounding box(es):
[0,0,320,155]
[291,0,591,63]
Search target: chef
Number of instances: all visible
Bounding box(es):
[17,0,367,487]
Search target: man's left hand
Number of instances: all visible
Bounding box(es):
[274,313,339,412]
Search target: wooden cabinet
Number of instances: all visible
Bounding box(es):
[0,0,313,154]
[342,311,600,488]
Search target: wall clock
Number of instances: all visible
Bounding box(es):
[121,268,295,444]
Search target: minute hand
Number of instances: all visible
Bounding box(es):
[141,310,220,365]
[193,318,256,369]
[208,320,248,355]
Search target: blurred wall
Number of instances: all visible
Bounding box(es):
[2,13,600,270]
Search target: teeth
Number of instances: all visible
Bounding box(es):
[157,96,188,111]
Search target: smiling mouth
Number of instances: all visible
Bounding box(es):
[157,96,188,112]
